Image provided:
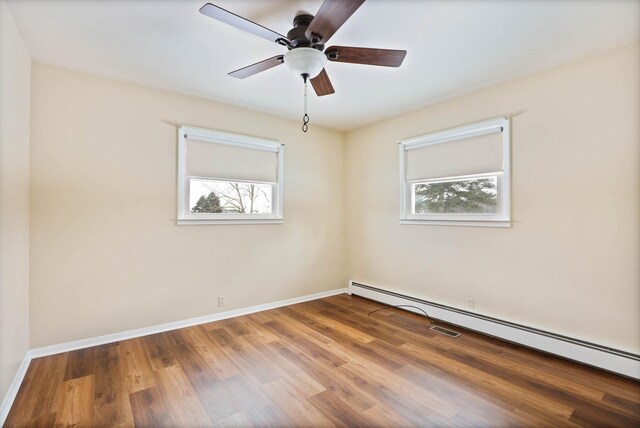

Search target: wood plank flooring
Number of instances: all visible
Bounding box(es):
[5,294,640,427]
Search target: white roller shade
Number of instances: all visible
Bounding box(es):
[186,138,278,183]
[406,131,503,181]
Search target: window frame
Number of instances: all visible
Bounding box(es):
[399,117,511,227]
[177,126,284,225]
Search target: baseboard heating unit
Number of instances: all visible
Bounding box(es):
[349,281,640,380]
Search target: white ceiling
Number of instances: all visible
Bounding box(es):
[7,0,639,131]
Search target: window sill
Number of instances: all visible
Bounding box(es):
[399,219,511,228]
[177,218,283,225]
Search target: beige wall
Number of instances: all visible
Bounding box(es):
[29,63,346,347]
[0,0,30,400]
[346,43,640,354]
[28,43,639,355]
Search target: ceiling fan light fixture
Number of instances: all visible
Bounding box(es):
[200,0,406,133]
[283,47,326,80]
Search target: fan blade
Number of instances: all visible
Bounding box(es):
[228,55,284,79]
[305,0,365,44]
[200,3,289,45]
[325,46,407,67]
[310,69,335,96]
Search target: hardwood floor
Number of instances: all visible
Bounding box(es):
[5,294,640,427]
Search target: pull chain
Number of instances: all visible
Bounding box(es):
[302,74,309,133]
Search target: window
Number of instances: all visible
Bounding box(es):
[177,126,283,224]
[399,117,511,227]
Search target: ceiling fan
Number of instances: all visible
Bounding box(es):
[199,0,407,131]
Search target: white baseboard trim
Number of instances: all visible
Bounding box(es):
[0,351,32,425]
[30,287,348,359]
[0,287,347,425]
[349,281,640,380]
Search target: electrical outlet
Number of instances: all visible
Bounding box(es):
[466,299,475,311]
[218,296,225,307]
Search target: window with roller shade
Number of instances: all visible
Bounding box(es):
[177,126,284,224]
[399,117,511,227]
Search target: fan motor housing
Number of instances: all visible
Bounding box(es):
[287,14,324,51]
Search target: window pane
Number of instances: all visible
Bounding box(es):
[413,176,497,214]
[190,178,272,214]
